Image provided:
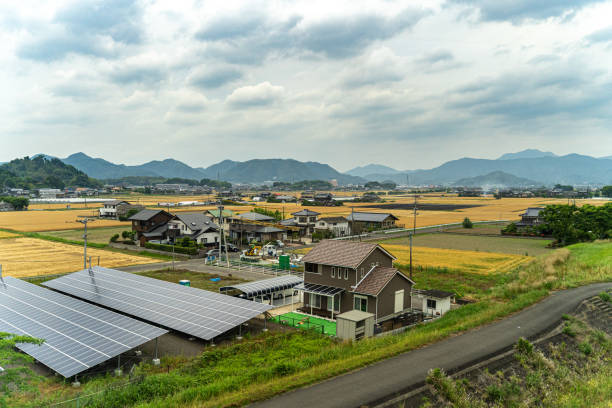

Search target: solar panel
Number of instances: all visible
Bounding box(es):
[43,267,273,340]
[0,276,167,378]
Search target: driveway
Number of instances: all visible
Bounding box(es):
[251,282,612,408]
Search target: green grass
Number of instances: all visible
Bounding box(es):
[44,226,130,244]
[7,241,612,408]
[382,233,552,256]
[136,269,248,292]
[271,312,336,336]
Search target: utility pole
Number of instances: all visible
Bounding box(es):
[409,193,417,280]
[218,204,229,267]
[77,217,95,270]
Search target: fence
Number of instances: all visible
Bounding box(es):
[205,257,303,278]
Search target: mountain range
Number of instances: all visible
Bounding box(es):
[11,149,612,186]
[58,153,364,185]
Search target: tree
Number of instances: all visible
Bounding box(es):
[602,185,612,198]
[462,217,473,229]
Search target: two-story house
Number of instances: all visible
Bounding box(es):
[345,212,399,234]
[291,209,320,236]
[296,240,414,322]
[129,209,173,246]
[167,212,220,245]
[315,216,350,237]
[99,200,144,219]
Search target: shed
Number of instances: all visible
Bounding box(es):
[413,289,454,316]
[336,310,375,341]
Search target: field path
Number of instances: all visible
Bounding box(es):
[251,282,612,408]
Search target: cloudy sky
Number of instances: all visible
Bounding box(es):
[2,0,612,171]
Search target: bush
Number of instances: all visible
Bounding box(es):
[578,342,592,356]
[110,234,119,243]
[515,337,533,355]
[144,242,198,255]
[462,217,473,229]
[598,292,611,302]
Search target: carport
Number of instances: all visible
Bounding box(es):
[220,275,303,306]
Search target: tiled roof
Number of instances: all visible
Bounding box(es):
[292,209,320,216]
[352,266,402,296]
[419,289,454,299]
[302,240,394,269]
[236,212,275,221]
[345,212,398,222]
[319,216,347,223]
[173,212,218,232]
[521,207,544,217]
[129,209,166,221]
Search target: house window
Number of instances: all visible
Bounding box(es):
[344,269,348,280]
[331,267,335,278]
[338,269,342,279]
[327,294,340,312]
[354,295,367,312]
[305,263,317,273]
[427,299,437,310]
[310,294,321,308]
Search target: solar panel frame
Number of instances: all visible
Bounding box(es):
[220,275,303,298]
[43,267,273,340]
[0,277,167,378]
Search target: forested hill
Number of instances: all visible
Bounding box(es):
[0,156,101,189]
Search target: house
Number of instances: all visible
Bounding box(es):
[38,188,64,199]
[345,212,399,234]
[167,212,219,245]
[205,209,234,234]
[297,240,414,322]
[275,195,297,203]
[315,216,350,237]
[228,212,285,243]
[516,207,544,227]
[0,201,15,212]
[290,209,320,236]
[129,209,173,246]
[98,200,144,219]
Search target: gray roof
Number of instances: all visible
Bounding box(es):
[522,207,544,217]
[142,223,168,237]
[345,212,398,223]
[336,310,374,322]
[236,212,275,222]
[280,218,298,226]
[254,226,284,233]
[106,200,130,206]
[292,209,320,216]
[319,216,348,223]
[129,209,167,221]
[220,275,303,298]
[419,289,455,299]
[173,212,219,232]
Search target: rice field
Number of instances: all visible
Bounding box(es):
[0,230,19,239]
[0,237,160,277]
[382,244,532,275]
[0,209,129,232]
[290,243,532,274]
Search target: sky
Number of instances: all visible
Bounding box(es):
[2,0,612,172]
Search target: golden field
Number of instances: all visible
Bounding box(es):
[0,230,19,239]
[0,209,129,232]
[0,237,160,277]
[292,244,532,275]
[381,244,532,275]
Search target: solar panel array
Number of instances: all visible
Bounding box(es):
[43,267,273,340]
[0,276,167,378]
[220,275,303,298]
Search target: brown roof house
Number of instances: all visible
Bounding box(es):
[296,240,414,322]
[129,209,173,246]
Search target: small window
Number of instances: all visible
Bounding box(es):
[360,268,364,278]
[427,299,437,309]
[344,269,348,280]
[331,267,335,278]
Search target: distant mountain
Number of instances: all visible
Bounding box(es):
[0,156,100,189]
[55,153,364,185]
[600,155,612,160]
[345,164,401,177]
[364,154,612,185]
[453,171,542,188]
[62,152,204,180]
[497,149,557,160]
[205,159,364,185]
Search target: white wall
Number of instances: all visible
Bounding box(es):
[422,297,451,316]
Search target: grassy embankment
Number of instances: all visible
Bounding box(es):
[425,313,612,407]
[12,241,611,408]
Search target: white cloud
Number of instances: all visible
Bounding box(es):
[225,82,284,108]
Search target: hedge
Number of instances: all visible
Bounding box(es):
[144,242,199,255]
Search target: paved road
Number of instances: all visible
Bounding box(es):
[252,282,612,408]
